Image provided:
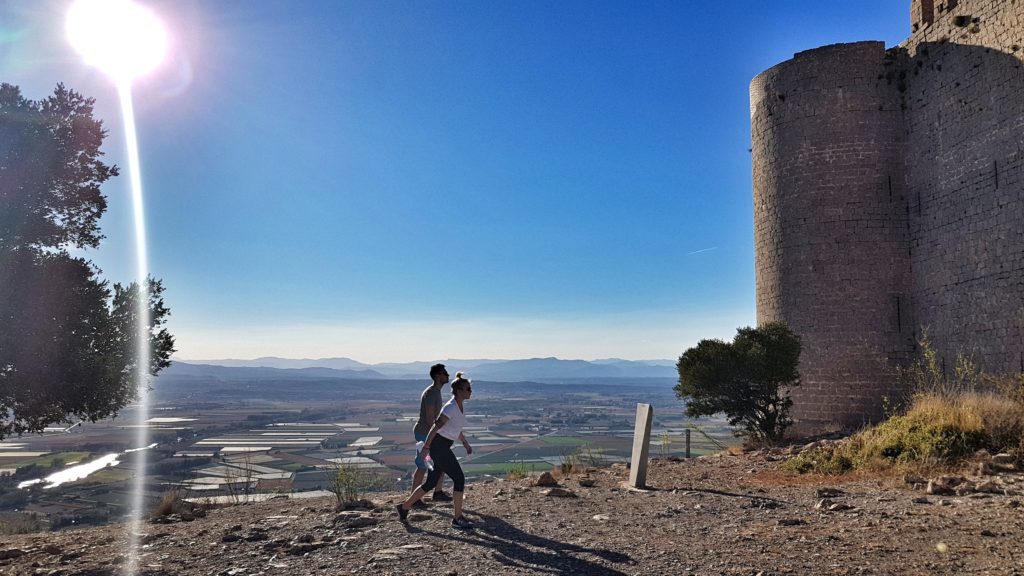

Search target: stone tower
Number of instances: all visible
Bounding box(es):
[751,0,1024,429]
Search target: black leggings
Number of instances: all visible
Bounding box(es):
[420,436,465,492]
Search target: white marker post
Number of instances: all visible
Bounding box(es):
[629,403,653,488]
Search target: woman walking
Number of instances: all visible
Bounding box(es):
[396,372,474,529]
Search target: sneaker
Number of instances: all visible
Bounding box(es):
[395,504,408,522]
[451,515,473,530]
[412,500,429,509]
[431,491,453,502]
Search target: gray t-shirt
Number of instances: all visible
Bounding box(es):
[414,384,443,436]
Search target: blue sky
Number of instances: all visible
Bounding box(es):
[1,1,909,362]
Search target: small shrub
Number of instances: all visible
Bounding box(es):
[151,488,188,518]
[329,463,366,507]
[505,457,533,481]
[558,450,578,476]
[659,432,672,458]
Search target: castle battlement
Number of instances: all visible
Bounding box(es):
[751,0,1023,428]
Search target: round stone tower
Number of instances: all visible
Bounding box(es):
[750,41,916,429]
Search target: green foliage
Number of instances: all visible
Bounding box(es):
[0,83,174,439]
[675,322,801,444]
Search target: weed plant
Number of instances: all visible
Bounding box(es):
[785,332,1024,476]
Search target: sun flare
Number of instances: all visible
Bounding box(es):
[66,0,167,82]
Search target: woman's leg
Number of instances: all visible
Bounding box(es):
[440,452,467,519]
[401,464,442,511]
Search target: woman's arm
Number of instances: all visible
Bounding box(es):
[458,432,473,455]
[419,414,449,459]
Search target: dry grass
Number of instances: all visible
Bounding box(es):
[785,392,1024,476]
[150,488,191,518]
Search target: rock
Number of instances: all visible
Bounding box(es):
[776,518,807,526]
[141,533,170,545]
[41,544,63,555]
[980,529,998,537]
[955,482,977,496]
[815,487,844,498]
[333,511,363,524]
[904,473,926,485]
[407,512,432,522]
[578,477,596,487]
[343,516,378,529]
[993,453,1015,465]
[243,530,269,542]
[975,480,1003,494]
[828,503,854,512]
[592,514,610,521]
[927,476,962,496]
[286,542,326,555]
[295,533,315,544]
[543,487,577,498]
[0,549,26,560]
[221,534,243,543]
[536,472,558,487]
[814,498,834,510]
[911,496,931,504]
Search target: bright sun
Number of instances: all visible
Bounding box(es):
[66,0,167,83]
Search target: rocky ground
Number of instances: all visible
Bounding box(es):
[2,448,1023,576]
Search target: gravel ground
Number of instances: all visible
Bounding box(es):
[2,450,1023,576]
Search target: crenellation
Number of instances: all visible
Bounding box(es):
[751,0,1023,429]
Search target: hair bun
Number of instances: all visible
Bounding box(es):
[454,371,464,379]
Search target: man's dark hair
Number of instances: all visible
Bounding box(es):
[429,363,447,379]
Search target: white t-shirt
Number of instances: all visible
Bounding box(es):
[435,398,466,441]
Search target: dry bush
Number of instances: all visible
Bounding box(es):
[785,392,1024,475]
[0,512,46,535]
[328,463,390,509]
[150,488,191,518]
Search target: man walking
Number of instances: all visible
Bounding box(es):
[411,363,451,502]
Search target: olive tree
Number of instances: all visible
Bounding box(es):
[675,322,801,444]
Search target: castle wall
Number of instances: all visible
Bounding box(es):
[751,0,1024,430]
[900,0,1024,375]
[751,42,915,427]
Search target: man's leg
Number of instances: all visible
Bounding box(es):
[431,472,451,500]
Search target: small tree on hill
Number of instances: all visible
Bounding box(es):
[675,322,801,444]
[0,83,174,439]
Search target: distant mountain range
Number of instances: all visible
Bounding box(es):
[171,356,676,381]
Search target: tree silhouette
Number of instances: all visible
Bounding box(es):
[0,83,174,438]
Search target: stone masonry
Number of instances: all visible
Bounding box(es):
[751,0,1023,429]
